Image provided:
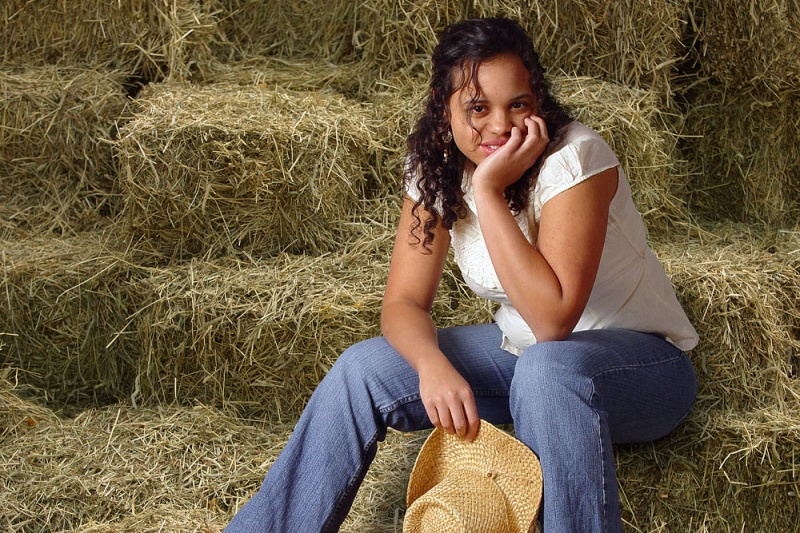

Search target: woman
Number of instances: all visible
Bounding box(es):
[226,17,698,533]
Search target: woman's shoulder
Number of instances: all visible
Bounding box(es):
[554,121,610,153]
[533,121,620,207]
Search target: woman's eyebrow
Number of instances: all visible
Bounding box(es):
[510,92,534,101]
[470,92,534,104]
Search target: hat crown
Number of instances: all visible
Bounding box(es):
[404,471,510,532]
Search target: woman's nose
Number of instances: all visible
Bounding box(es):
[487,110,512,135]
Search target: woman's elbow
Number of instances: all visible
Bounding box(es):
[529,313,581,342]
[533,326,573,343]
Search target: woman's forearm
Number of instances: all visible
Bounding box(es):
[381,299,449,373]
[472,186,573,341]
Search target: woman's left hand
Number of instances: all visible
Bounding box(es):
[472,115,549,193]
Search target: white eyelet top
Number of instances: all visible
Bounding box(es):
[407,121,699,355]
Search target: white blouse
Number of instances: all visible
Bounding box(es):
[408,121,699,355]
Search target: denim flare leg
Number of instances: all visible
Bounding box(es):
[225,323,697,533]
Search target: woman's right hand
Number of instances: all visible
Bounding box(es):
[418,357,480,442]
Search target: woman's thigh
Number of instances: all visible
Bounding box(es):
[336,322,518,431]
[514,328,697,443]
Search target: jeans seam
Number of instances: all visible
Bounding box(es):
[588,352,686,380]
[322,431,379,533]
[590,383,611,533]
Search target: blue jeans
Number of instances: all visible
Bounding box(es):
[225,324,697,533]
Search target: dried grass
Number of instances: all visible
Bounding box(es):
[354,0,691,99]
[0,376,279,531]
[3,368,800,532]
[1,199,494,421]
[0,66,131,238]
[654,223,800,412]
[0,0,222,81]
[115,82,389,260]
[679,81,800,225]
[212,1,690,98]
[617,404,800,533]
[0,230,151,408]
[690,0,800,91]
[212,0,357,64]
[0,371,428,532]
[129,198,493,421]
[201,56,377,99]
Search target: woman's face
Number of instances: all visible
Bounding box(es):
[447,54,536,169]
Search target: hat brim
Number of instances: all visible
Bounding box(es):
[406,420,543,533]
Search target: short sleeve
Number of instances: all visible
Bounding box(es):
[532,122,620,218]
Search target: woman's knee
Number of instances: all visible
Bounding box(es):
[510,341,595,413]
[328,336,416,395]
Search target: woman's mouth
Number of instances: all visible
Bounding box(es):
[481,139,507,155]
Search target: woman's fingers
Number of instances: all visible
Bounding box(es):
[426,391,479,441]
[524,115,548,149]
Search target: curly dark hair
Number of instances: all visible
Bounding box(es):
[405,17,572,250]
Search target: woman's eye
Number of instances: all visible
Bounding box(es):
[511,102,528,110]
[472,105,486,113]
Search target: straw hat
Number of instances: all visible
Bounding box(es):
[404,420,543,533]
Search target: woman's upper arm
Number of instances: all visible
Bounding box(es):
[534,166,618,333]
[382,196,451,315]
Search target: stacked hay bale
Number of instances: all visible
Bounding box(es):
[354,0,691,100]
[0,0,224,238]
[0,370,430,532]
[0,232,150,406]
[116,83,387,259]
[1,1,799,532]
[680,0,800,224]
[1,0,221,80]
[0,68,130,238]
[217,0,691,98]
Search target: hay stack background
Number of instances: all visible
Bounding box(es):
[680,81,800,225]
[1,0,221,81]
[222,0,691,99]
[689,0,800,91]
[0,67,130,238]
[1,0,799,531]
[0,231,147,408]
[678,0,800,224]
[116,83,387,259]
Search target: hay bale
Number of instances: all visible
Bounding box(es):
[0,367,60,438]
[130,201,494,421]
[0,66,131,238]
[654,225,800,412]
[679,81,800,225]
[690,0,800,91]
[214,1,690,97]
[5,388,799,532]
[0,390,281,531]
[0,231,150,408]
[202,57,376,99]
[0,371,429,533]
[0,200,492,420]
[212,0,357,63]
[0,0,222,81]
[116,82,386,259]
[617,405,800,532]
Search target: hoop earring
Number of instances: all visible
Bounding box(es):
[442,129,452,144]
